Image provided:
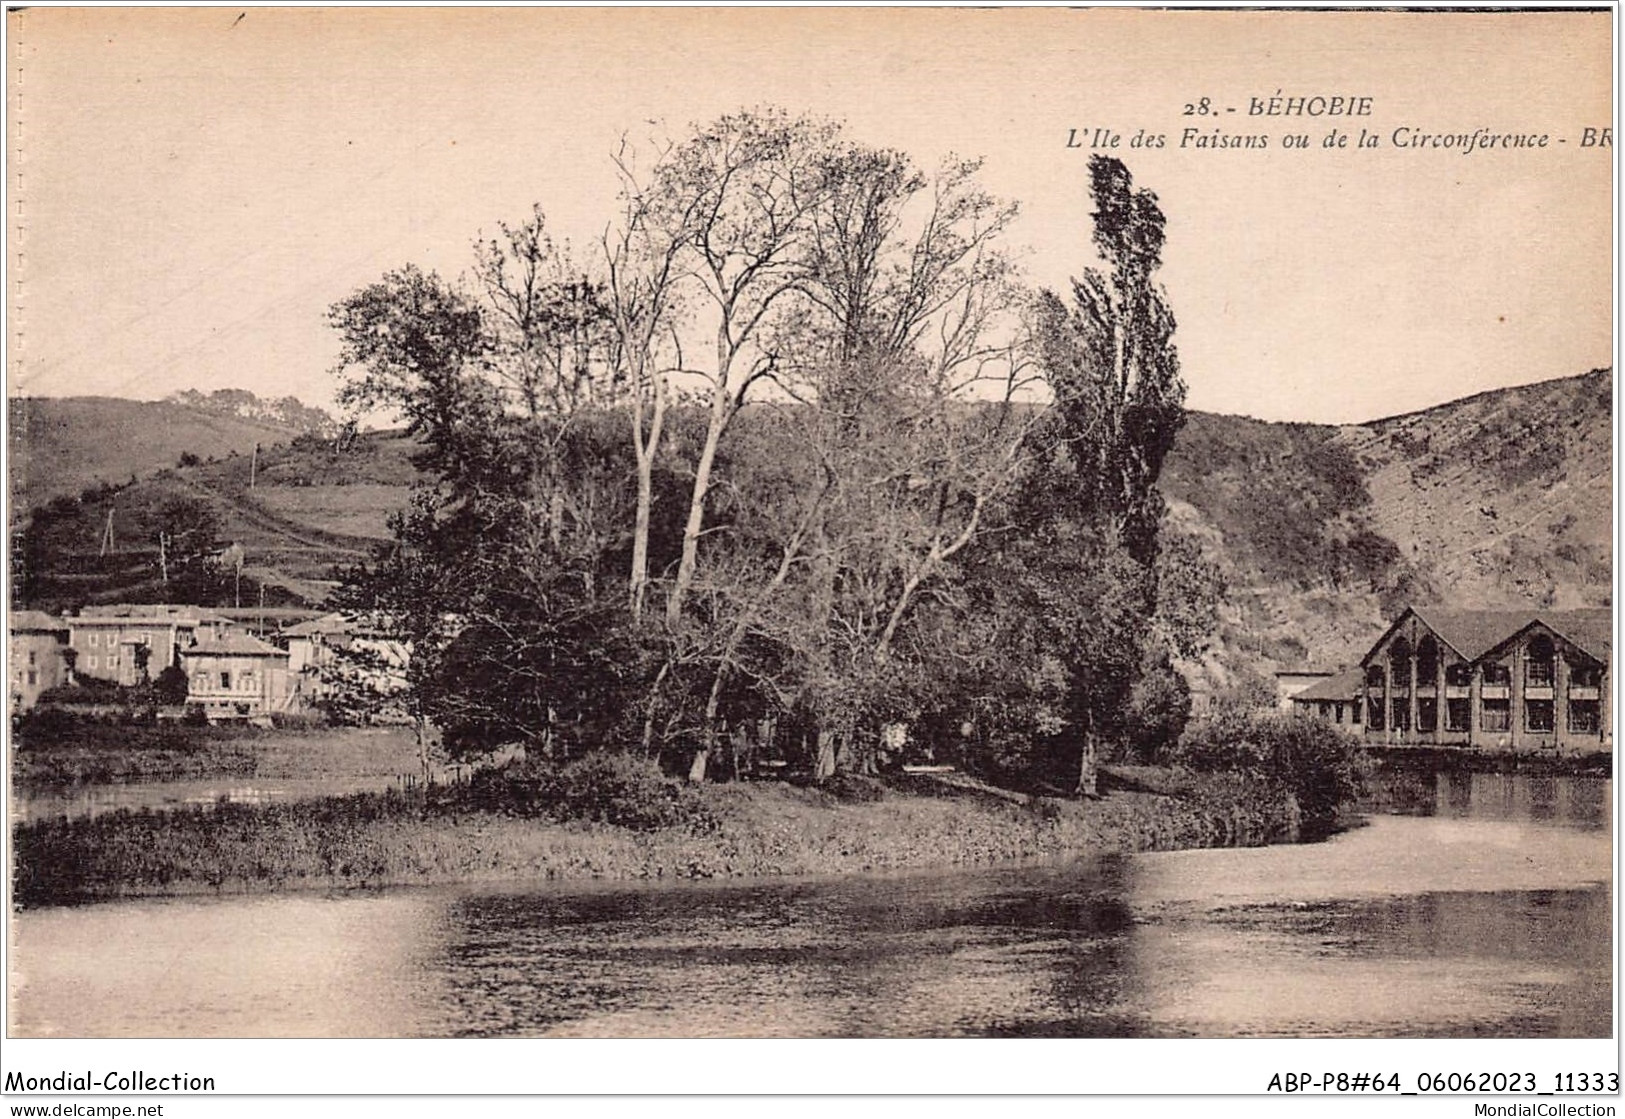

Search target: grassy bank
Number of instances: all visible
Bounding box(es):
[12,766,1301,908]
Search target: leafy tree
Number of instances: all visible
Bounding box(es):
[625,110,842,625]
[153,664,190,706]
[131,641,152,683]
[323,122,1201,798]
[329,264,496,483]
[1029,155,1189,794]
[151,496,223,601]
[667,140,1030,780]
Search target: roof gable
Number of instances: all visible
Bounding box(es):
[1480,612,1613,665]
[1366,606,1612,666]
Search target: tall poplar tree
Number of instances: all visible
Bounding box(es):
[1034,155,1187,794]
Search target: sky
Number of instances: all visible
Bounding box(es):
[5,6,1614,424]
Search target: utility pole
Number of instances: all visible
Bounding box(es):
[158,531,169,587]
[98,506,115,557]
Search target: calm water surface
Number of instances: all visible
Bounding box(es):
[11,776,393,824]
[9,772,1611,1038]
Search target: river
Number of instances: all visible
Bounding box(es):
[7,771,1611,1038]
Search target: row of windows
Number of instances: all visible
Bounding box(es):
[196,671,258,691]
[1369,661,1602,689]
[1368,696,1601,734]
[82,630,160,648]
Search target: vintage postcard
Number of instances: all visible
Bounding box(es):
[2,4,1614,1110]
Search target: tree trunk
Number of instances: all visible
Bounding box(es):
[839,728,878,776]
[1076,727,1099,798]
[668,399,728,623]
[813,728,837,782]
[548,486,564,550]
[641,659,672,754]
[415,713,432,788]
[702,662,727,754]
[690,676,727,785]
[628,385,664,620]
[630,461,652,617]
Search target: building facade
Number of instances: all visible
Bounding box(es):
[9,610,70,711]
[181,633,293,719]
[1358,608,1610,754]
[281,612,412,713]
[65,605,234,686]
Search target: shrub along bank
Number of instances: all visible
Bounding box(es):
[1161,709,1368,838]
[13,754,1309,908]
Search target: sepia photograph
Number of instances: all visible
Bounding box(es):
[1,3,1615,1104]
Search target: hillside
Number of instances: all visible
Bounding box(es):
[10,372,1611,689]
[1343,369,1611,611]
[7,395,331,517]
[1162,368,1613,702]
[13,427,420,611]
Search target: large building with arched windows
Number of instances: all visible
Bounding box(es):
[1356,607,1611,753]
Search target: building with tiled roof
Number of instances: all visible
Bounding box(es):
[180,631,292,720]
[9,609,70,711]
[1359,606,1611,753]
[1288,667,1365,730]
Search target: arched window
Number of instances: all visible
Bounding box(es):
[1387,638,1412,732]
[1365,663,1386,730]
[1388,638,1412,686]
[1415,636,1440,731]
[1417,635,1439,684]
[1526,634,1555,687]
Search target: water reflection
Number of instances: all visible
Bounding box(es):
[1363,769,1611,830]
[11,776,414,825]
[9,777,1613,1039]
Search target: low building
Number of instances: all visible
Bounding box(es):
[9,610,70,711]
[1358,607,1610,754]
[66,604,234,687]
[280,611,411,712]
[181,633,293,719]
[1288,667,1364,729]
[1274,670,1335,711]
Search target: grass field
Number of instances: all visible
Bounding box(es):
[252,483,410,541]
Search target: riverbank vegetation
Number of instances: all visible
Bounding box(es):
[1162,709,1366,837]
[13,756,1309,908]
